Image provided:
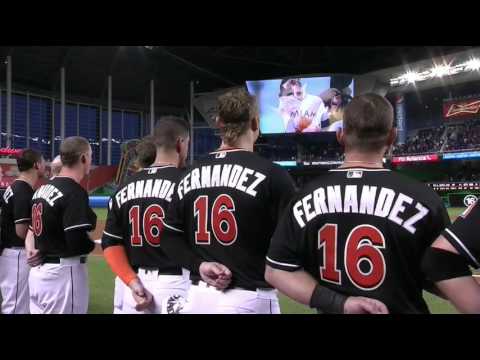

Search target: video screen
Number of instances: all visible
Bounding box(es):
[246,75,354,134]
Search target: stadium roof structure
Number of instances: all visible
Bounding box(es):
[0,46,471,110]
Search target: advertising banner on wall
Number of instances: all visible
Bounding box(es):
[392,154,439,164]
[443,98,480,120]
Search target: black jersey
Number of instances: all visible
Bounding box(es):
[267,167,450,314]
[442,200,480,268]
[31,176,97,257]
[163,149,296,290]
[102,165,183,271]
[0,180,34,248]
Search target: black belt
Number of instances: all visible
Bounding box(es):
[43,256,87,264]
[190,279,258,292]
[134,266,183,276]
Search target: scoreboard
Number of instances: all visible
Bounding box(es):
[427,182,480,207]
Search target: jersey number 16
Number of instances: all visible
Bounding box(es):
[318,224,386,291]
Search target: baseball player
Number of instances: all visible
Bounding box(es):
[102,117,191,314]
[161,89,297,314]
[265,94,450,314]
[0,149,46,314]
[25,155,63,270]
[421,200,480,313]
[29,137,97,314]
[112,135,158,314]
[278,78,329,133]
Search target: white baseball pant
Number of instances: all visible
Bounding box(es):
[113,276,125,314]
[0,248,30,314]
[121,268,190,314]
[29,256,89,314]
[166,281,281,314]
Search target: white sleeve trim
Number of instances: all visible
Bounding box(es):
[103,231,123,240]
[14,218,31,223]
[64,223,93,231]
[444,228,480,268]
[266,256,301,268]
[163,222,184,233]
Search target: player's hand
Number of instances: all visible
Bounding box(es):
[296,117,313,133]
[199,262,232,290]
[129,278,154,311]
[26,249,43,267]
[343,296,389,314]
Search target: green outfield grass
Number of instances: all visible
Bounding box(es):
[88,207,465,314]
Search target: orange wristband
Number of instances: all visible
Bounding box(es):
[103,245,137,286]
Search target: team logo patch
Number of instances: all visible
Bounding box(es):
[347,170,363,179]
[215,152,227,159]
[165,294,185,314]
[463,194,478,207]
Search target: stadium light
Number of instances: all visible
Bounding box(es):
[430,63,451,78]
[464,58,480,71]
[390,57,480,87]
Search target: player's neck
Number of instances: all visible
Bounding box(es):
[341,152,384,169]
[17,171,38,188]
[57,167,85,184]
[152,151,178,168]
[219,138,254,152]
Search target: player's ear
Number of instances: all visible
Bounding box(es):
[176,138,182,154]
[387,127,397,147]
[251,116,259,132]
[336,128,345,147]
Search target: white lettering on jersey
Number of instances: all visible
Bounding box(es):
[343,185,358,213]
[177,164,267,200]
[359,186,377,215]
[116,179,176,208]
[293,185,431,234]
[3,187,13,204]
[403,203,429,234]
[32,184,64,207]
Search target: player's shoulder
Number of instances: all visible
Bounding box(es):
[11,179,33,193]
[385,170,443,206]
[49,176,88,196]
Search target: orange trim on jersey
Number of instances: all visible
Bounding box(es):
[103,245,137,286]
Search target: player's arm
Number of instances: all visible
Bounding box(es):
[62,189,97,254]
[421,198,452,299]
[421,201,480,313]
[422,235,480,313]
[13,186,34,240]
[101,198,153,311]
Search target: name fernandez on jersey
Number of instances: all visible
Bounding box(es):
[32,184,64,207]
[177,164,267,200]
[293,184,429,234]
[113,178,176,209]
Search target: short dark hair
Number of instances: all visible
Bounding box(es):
[153,116,190,151]
[217,88,258,143]
[60,136,91,167]
[135,135,156,168]
[343,93,394,152]
[17,149,43,172]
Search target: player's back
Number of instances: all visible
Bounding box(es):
[284,167,450,313]
[104,165,183,271]
[0,180,34,248]
[31,176,97,257]
[169,149,295,290]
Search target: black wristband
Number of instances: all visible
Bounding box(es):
[309,284,348,314]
